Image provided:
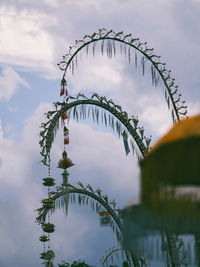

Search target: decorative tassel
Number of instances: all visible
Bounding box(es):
[60,88,65,96]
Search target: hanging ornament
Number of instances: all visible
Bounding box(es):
[60,78,68,100]
[42,177,55,187]
[38,151,56,265]
[42,198,55,209]
[64,138,69,145]
[38,78,72,266]
[39,235,49,242]
[63,126,69,136]
[61,113,68,121]
[58,151,74,169]
[40,250,55,261]
[60,88,65,96]
[42,223,55,233]
[63,126,69,145]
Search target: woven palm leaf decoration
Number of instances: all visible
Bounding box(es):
[36,29,190,266]
[36,181,149,266]
[37,183,121,240]
[58,28,187,123]
[39,94,151,166]
[37,94,152,266]
[38,130,56,267]
[38,69,74,267]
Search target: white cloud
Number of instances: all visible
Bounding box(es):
[0,67,30,101]
[51,209,97,259]
[0,132,32,189]
[0,6,55,71]
[68,55,123,94]
[187,100,200,117]
[0,102,53,191]
[0,103,51,265]
[44,0,59,7]
[21,102,52,151]
[0,120,3,139]
[139,94,172,137]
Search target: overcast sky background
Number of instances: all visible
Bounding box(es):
[0,0,200,266]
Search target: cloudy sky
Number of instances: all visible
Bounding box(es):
[0,0,200,266]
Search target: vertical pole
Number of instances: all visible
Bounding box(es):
[195,233,200,267]
[166,232,181,267]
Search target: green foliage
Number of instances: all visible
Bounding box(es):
[58,261,70,267]
[122,261,129,267]
[58,260,94,267]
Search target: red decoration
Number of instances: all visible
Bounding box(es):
[60,88,65,96]
[64,138,70,145]
[61,113,68,120]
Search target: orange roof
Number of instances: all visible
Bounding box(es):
[152,114,200,151]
